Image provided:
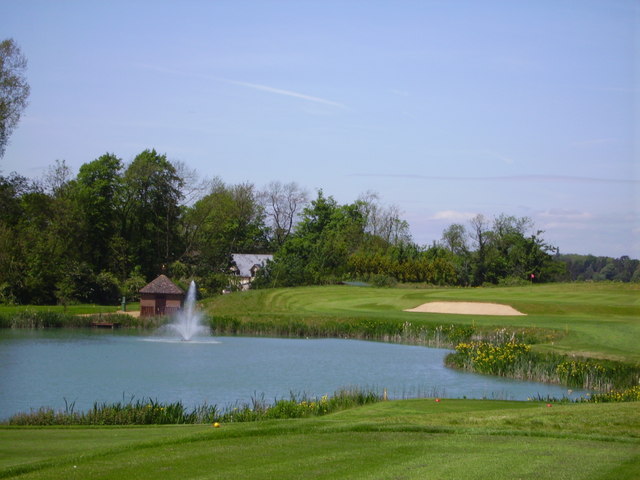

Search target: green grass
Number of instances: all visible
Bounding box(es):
[205,282,640,363]
[2,283,639,478]
[1,400,638,479]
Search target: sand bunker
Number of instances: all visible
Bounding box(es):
[405,301,526,316]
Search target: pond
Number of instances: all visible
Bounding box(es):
[0,329,587,419]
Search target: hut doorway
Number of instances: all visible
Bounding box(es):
[155,295,166,315]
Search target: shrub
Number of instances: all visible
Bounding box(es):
[369,274,398,288]
[587,385,640,403]
[122,269,147,302]
[448,341,532,376]
[95,271,121,305]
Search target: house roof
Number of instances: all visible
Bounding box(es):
[231,254,273,278]
[139,274,185,295]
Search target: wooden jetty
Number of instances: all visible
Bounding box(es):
[91,321,121,329]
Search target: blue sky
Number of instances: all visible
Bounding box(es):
[1,0,638,257]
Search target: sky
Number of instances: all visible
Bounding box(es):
[1,0,638,258]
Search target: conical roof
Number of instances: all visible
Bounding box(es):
[139,274,184,295]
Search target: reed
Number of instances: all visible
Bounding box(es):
[446,341,640,391]
[0,311,168,329]
[5,388,382,426]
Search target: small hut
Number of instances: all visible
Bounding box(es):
[139,274,185,317]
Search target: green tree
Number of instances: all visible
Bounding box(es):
[120,149,184,279]
[75,153,123,273]
[441,223,471,285]
[0,173,38,303]
[182,179,268,277]
[0,38,30,157]
[265,191,366,286]
[466,214,559,285]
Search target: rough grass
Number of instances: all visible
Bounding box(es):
[1,400,638,480]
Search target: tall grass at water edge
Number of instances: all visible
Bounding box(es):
[446,341,640,391]
[0,311,164,329]
[6,388,382,426]
[207,314,549,347]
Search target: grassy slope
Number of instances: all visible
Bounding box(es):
[206,282,640,362]
[1,400,638,480]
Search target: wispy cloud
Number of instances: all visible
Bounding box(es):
[592,86,638,93]
[220,78,347,109]
[390,88,410,97]
[135,63,347,109]
[350,173,639,184]
[570,138,618,148]
[537,208,594,221]
[430,210,477,221]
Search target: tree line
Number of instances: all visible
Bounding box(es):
[1,150,638,305]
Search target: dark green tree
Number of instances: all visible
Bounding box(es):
[120,149,184,279]
[75,153,123,273]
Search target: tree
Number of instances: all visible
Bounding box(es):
[75,153,123,273]
[356,191,411,246]
[469,214,491,285]
[0,39,30,157]
[258,181,309,247]
[264,191,366,286]
[120,149,184,279]
[441,223,469,256]
[440,223,471,285]
[182,179,268,276]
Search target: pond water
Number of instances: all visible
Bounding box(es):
[0,330,587,419]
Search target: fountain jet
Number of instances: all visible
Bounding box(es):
[167,281,208,341]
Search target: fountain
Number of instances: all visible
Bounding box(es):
[166,281,208,341]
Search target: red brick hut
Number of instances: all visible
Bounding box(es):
[139,274,185,317]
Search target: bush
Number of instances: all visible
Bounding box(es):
[197,273,232,297]
[587,385,640,403]
[370,274,398,288]
[122,268,147,302]
[95,271,121,305]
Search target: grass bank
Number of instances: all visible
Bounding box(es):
[2,399,638,480]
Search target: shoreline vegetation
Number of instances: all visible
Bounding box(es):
[6,388,382,426]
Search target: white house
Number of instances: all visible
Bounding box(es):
[229,253,273,291]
